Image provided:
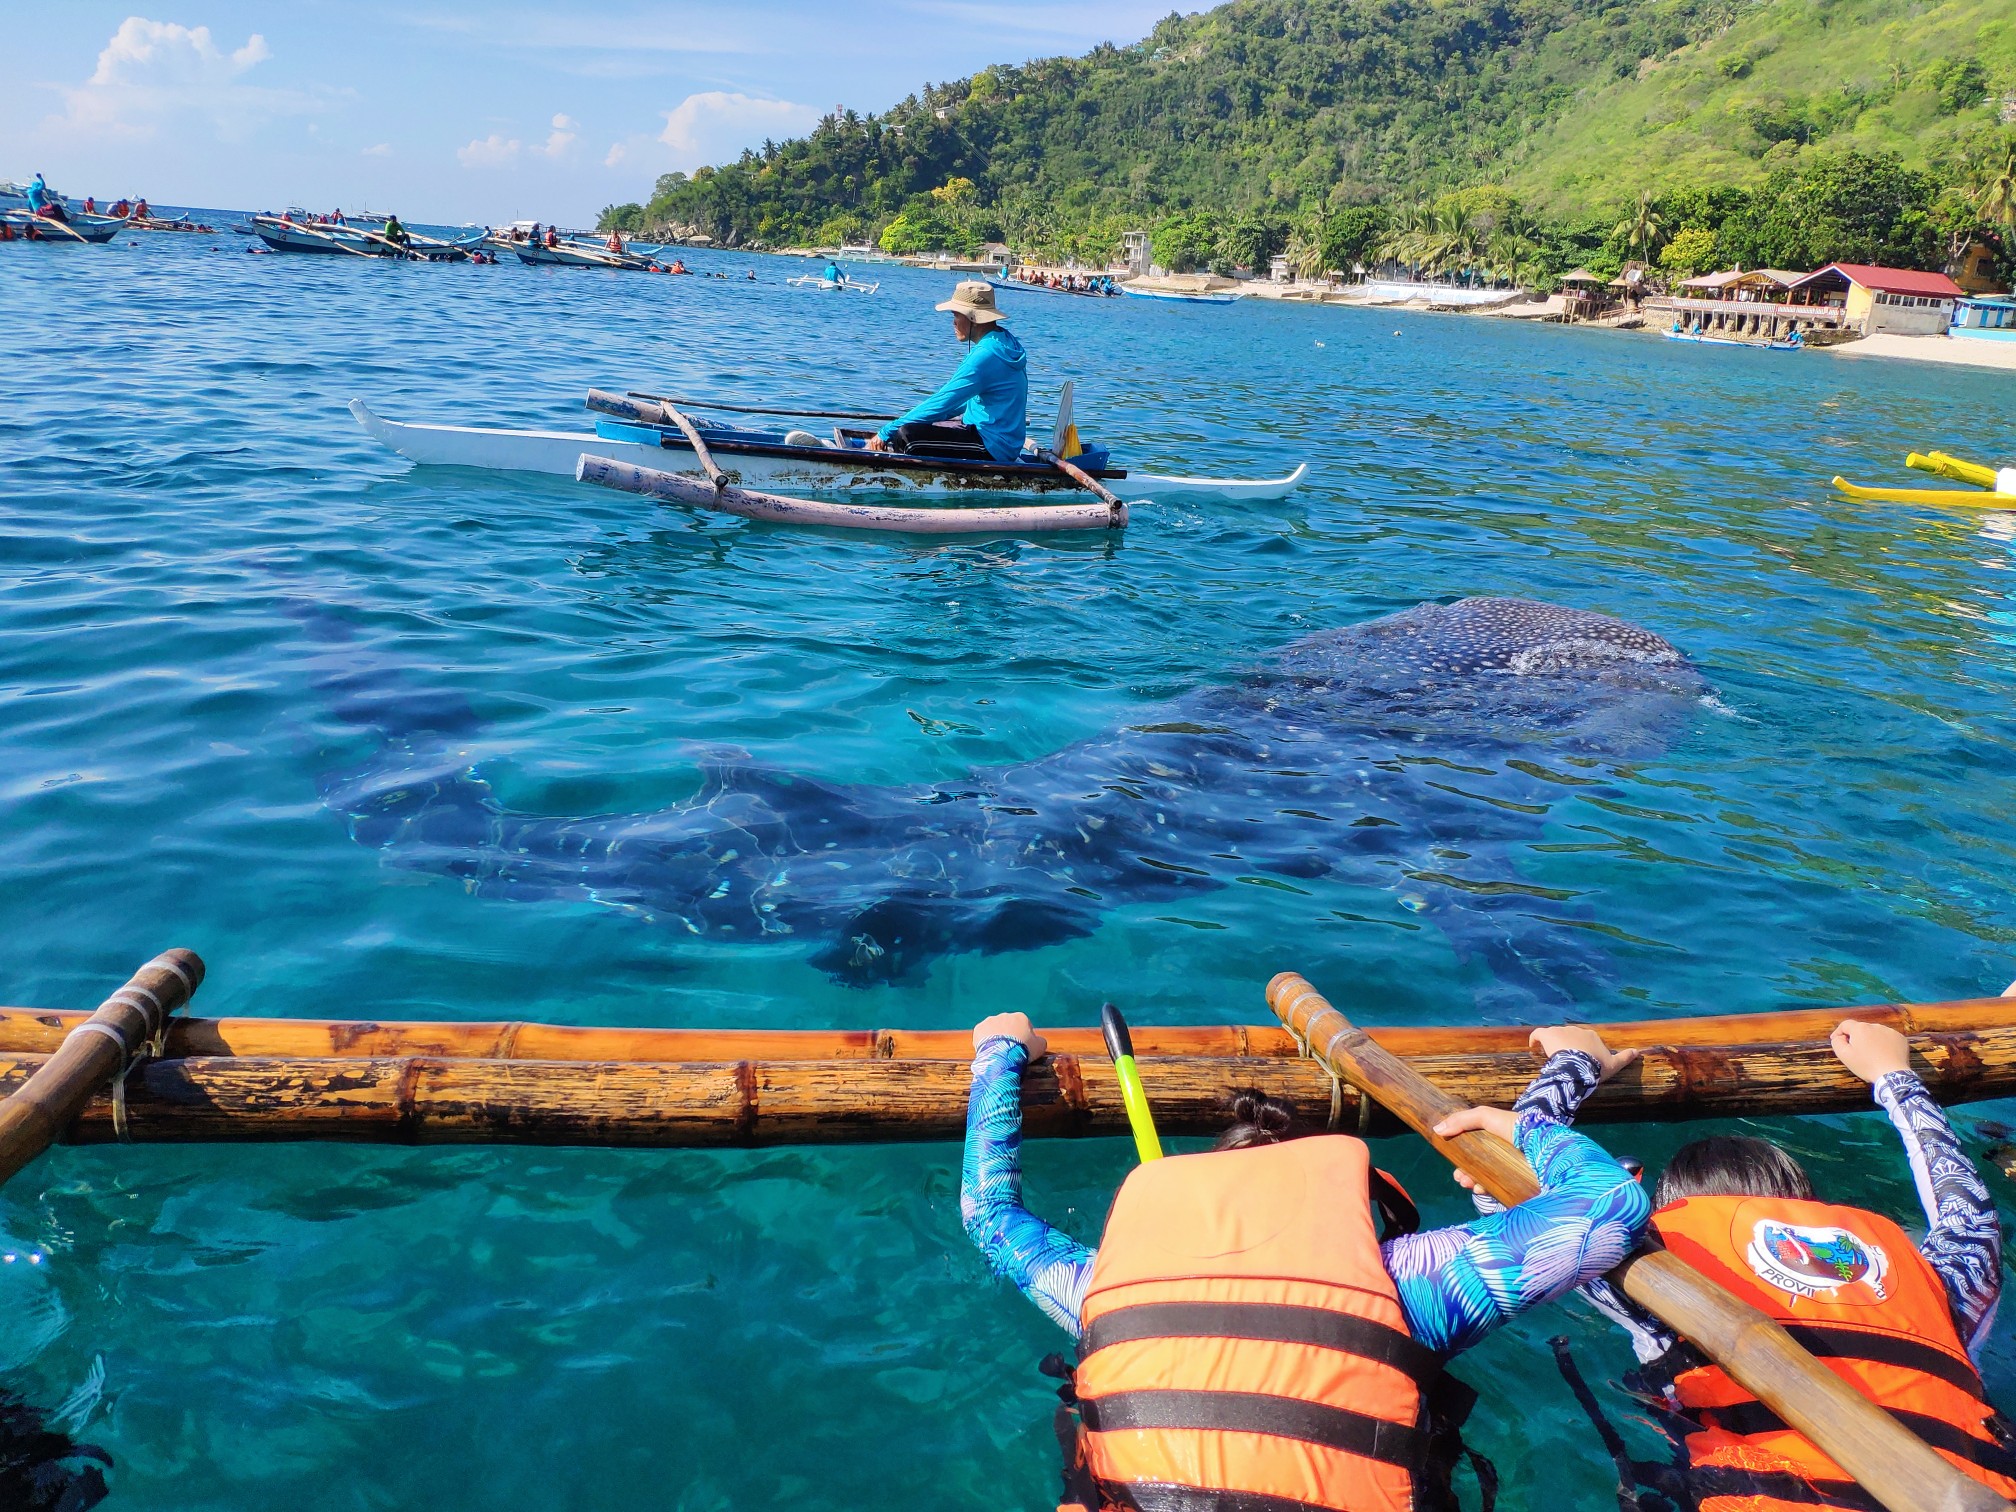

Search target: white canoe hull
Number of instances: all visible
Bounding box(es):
[349,402,1307,502]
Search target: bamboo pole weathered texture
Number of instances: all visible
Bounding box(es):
[0,997,2009,1065]
[4,1020,2015,1147]
[1267,971,2014,1512]
[0,950,203,1185]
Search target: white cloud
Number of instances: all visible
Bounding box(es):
[658,91,820,165]
[363,142,392,157]
[43,17,339,143]
[538,113,579,159]
[458,133,522,168]
[604,142,627,168]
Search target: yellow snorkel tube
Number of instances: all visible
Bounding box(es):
[1101,1001,1163,1162]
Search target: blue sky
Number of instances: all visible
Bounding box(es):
[6,3,1184,224]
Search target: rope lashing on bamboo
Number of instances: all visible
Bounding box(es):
[0,950,203,1185]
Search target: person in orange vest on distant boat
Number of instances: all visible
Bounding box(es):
[606,227,625,254]
[962,1012,1653,1512]
[1521,1017,2016,1510]
[545,225,558,248]
[866,282,1029,463]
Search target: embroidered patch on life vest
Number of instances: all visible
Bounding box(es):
[1745,1220,1889,1302]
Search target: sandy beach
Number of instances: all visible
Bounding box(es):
[1814,332,2016,373]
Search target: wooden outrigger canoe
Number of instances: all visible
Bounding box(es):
[349,395,1309,503]
[4,952,2014,1150]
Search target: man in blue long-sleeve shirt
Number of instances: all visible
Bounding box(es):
[867,281,1028,463]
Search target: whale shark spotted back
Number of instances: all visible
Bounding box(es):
[317,597,1704,990]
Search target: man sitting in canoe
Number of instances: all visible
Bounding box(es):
[866,281,1027,463]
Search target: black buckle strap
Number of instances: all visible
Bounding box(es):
[1681,1464,1886,1511]
[1703,1402,2016,1483]
[1079,1389,1425,1468]
[1095,1482,1348,1512]
[1081,1302,1442,1385]
[1777,1324,1989,1403]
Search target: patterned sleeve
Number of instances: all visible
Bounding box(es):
[1382,1061,1652,1356]
[1872,1069,2002,1352]
[959,1037,1097,1338]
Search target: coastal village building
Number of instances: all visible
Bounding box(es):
[1648,262,1964,340]
[1559,268,1613,321]
[1950,240,2009,296]
[1953,295,2016,339]
[1786,264,1964,337]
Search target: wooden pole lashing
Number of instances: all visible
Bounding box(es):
[1266,971,2014,1512]
[0,950,203,1187]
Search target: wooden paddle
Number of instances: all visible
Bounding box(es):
[26,212,91,244]
[0,950,203,1187]
[1266,972,2014,1512]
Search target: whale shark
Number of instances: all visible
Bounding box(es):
[318,597,1704,991]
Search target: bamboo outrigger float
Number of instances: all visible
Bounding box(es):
[3,951,2014,1152]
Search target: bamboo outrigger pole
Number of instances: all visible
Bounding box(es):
[2,995,2010,1064]
[4,1025,2015,1147]
[1267,971,2015,1512]
[0,950,202,1187]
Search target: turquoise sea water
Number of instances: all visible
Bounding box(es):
[6,228,2016,1509]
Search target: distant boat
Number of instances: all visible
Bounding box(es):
[787,274,879,293]
[1119,284,1241,305]
[986,276,1120,299]
[1664,328,1801,351]
[251,214,398,256]
[506,239,652,270]
[1,209,125,244]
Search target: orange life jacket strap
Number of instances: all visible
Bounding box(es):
[1081,1301,1443,1384]
[1774,1323,1990,1403]
[1079,1389,1426,1467]
[1092,1481,1351,1512]
[1704,1402,2016,1483]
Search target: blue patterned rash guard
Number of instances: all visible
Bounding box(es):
[960,1040,1652,1353]
[1548,1065,2005,1361]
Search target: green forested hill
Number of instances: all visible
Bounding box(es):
[1505,0,2015,210]
[606,0,2015,280]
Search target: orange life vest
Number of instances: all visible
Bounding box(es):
[1645,1195,2016,1510]
[1064,1136,1452,1512]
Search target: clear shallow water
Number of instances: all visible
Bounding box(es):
[5,231,2016,1509]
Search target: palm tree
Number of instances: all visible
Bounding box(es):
[1612,189,1667,265]
[1977,144,2016,232]
[1285,213,1328,281]
[1375,202,1431,277]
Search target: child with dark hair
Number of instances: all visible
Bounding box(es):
[1508,1018,2014,1510]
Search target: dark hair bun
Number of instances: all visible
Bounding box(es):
[1217,1088,1295,1149]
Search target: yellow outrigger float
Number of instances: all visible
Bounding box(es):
[1832,449,2016,507]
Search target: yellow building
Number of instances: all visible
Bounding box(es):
[1786,263,1964,337]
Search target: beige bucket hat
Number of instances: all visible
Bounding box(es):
[935,280,1005,324]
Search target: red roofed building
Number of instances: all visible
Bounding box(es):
[1787,263,1965,336]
